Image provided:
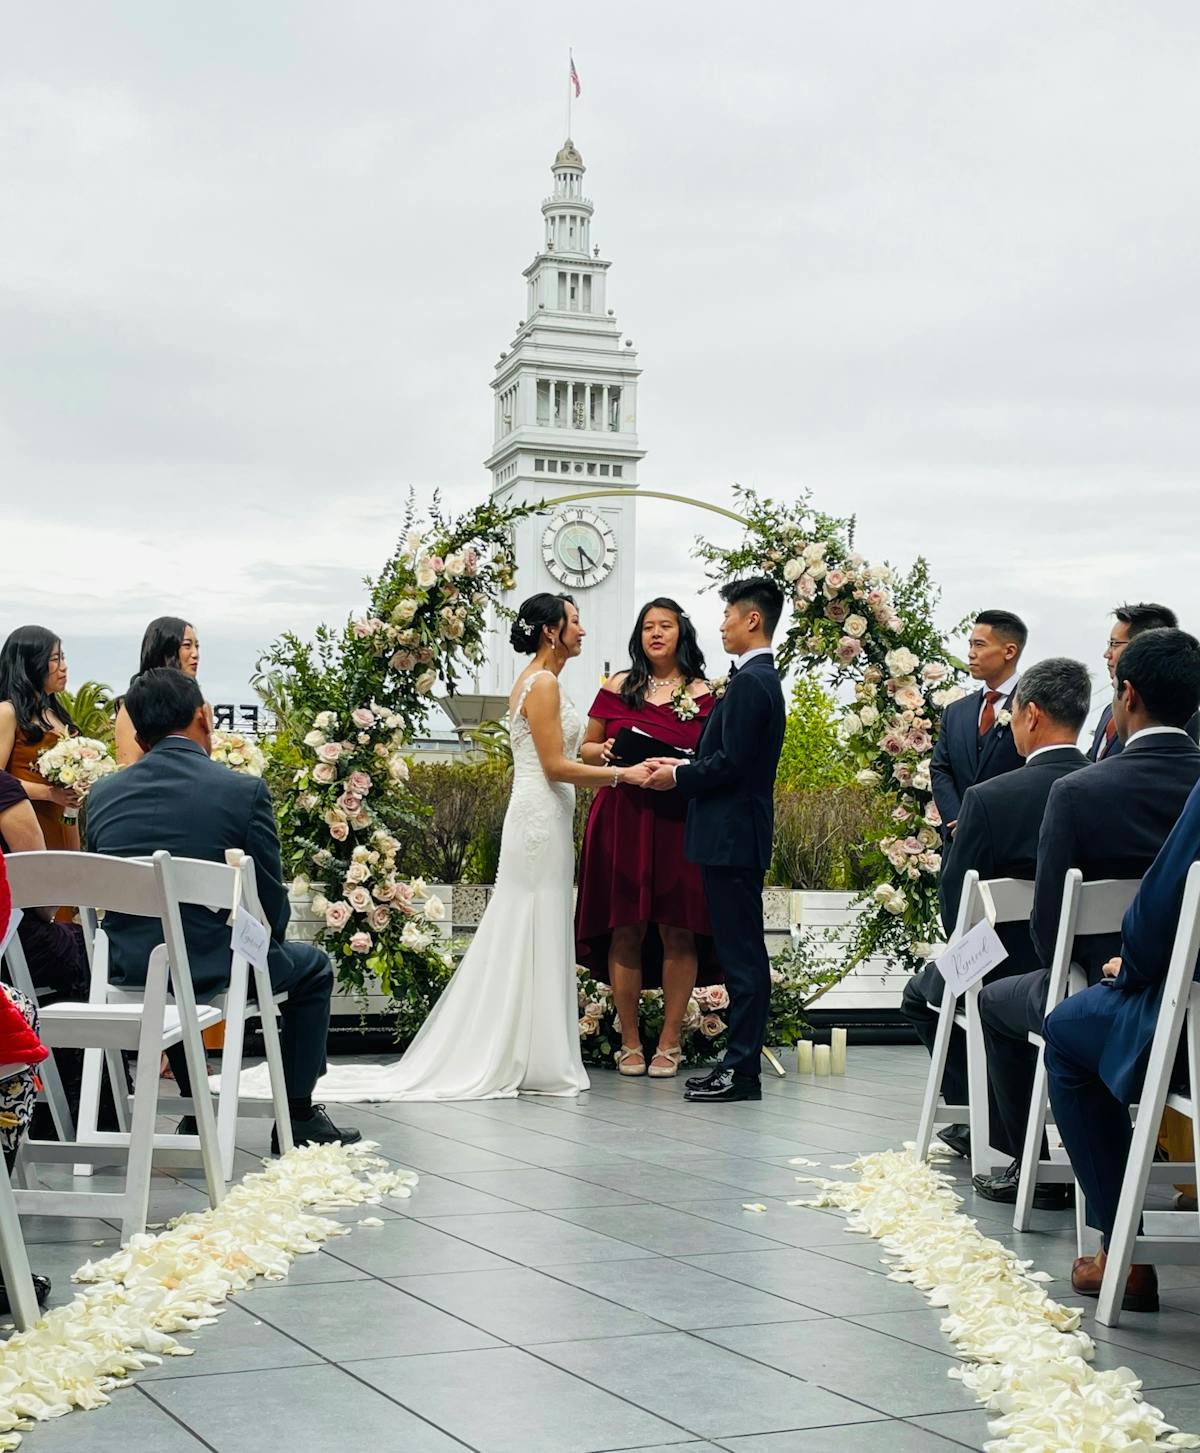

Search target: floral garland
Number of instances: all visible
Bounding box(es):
[0,1143,415,1448]
[792,1148,1200,1452]
[259,495,538,999]
[694,485,965,969]
[209,730,265,777]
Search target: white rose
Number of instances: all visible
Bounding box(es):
[885,647,920,678]
[401,921,430,949]
[291,875,310,897]
[405,527,423,554]
[843,712,863,736]
[416,560,437,589]
[844,614,868,638]
[424,894,446,922]
[415,669,437,695]
[856,769,881,788]
[803,541,827,563]
[859,704,879,726]
[807,560,827,582]
[932,685,968,709]
[782,558,803,582]
[303,730,326,748]
[310,893,329,916]
[314,711,336,730]
[911,760,932,792]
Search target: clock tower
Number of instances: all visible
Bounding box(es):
[481,137,645,697]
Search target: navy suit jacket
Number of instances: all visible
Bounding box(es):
[938,745,1089,974]
[675,653,785,872]
[1030,732,1200,978]
[85,736,293,998]
[1101,779,1200,1103]
[1088,702,1199,763]
[930,686,1023,831]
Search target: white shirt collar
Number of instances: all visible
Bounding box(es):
[733,646,774,670]
[981,673,1019,700]
[1025,742,1080,764]
[1125,725,1190,747]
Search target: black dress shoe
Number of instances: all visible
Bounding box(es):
[684,1067,723,1091]
[271,1105,363,1155]
[937,1123,971,1159]
[972,1160,1073,1210]
[0,1273,51,1315]
[684,1070,761,1103]
[176,1115,197,1136]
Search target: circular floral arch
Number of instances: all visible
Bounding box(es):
[261,486,964,1021]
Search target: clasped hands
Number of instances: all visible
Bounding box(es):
[596,739,685,791]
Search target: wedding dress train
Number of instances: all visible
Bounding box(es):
[240,670,590,1103]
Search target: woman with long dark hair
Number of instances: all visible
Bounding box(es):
[575,598,719,1077]
[114,617,206,765]
[0,626,80,851]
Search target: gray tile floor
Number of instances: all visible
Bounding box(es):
[17,1044,1200,1452]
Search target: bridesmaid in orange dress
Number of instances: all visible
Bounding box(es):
[114,616,207,766]
[0,626,81,855]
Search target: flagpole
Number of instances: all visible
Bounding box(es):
[566,48,572,138]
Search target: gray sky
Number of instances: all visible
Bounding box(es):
[3,2,1198,717]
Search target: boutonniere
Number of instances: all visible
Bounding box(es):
[672,681,700,721]
[708,674,730,701]
[996,709,1012,730]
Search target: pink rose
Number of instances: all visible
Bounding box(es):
[312,762,337,785]
[699,1014,727,1038]
[369,905,391,931]
[337,791,362,815]
[894,763,914,786]
[317,742,342,763]
[349,931,372,954]
[351,810,371,829]
[795,573,818,602]
[463,547,479,576]
[391,651,418,673]
[324,901,351,930]
[921,661,948,684]
[894,684,925,711]
[881,731,907,757]
[328,820,349,842]
[348,770,372,795]
[347,886,373,913]
[708,984,730,1010]
[903,836,923,855]
[352,619,372,639]
[866,588,887,609]
[925,802,943,827]
[823,569,849,596]
[836,636,864,664]
[372,880,396,901]
[824,600,850,624]
[907,730,932,755]
[351,708,375,729]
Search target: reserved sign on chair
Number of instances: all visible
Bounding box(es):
[936,919,1008,996]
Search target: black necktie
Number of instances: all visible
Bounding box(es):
[729,662,740,677]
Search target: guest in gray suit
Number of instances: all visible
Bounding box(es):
[87,669,359,1153]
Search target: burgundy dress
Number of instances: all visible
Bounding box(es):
[574,686,722,987]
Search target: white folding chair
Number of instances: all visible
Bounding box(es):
[2,851,225,1242]
[915,873,1035,1179]
[155,852,292,1179]
[1013,871,1142,1232]
[0,1062,42,1330]
[1098,861,1200,1325]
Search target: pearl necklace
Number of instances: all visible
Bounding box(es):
[647,674,684,694]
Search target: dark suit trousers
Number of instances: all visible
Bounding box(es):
[168,942,334,1102]
[703,864,769,1079]
[978,968,1051,1159]
[1043,986,1131,1245]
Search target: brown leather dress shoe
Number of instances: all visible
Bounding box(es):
[1071,1250,1159,1313]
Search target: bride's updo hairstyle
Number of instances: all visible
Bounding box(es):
[510,593,575,654]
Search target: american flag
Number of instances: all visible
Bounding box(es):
[569,52,581,98]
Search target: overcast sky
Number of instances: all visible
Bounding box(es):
[3,2,1198,719]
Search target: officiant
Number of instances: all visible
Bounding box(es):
[575,599,721,1079]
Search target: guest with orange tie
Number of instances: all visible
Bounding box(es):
[1089,604,1199,761]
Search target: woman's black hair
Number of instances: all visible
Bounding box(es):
[138,616,192,673]
[510,593,574,655]
[619,598,707,708]
[0,625,76,746]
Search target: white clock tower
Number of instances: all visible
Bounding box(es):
[482,137,645,697]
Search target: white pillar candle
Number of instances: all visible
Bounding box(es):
[830,1027,847,1075]
[814,1044,831,1076]
[796,1040,814,1074]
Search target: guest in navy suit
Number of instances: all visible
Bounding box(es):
[930,610,1028,839]
[1089,603,1198,762]
[975,629,1200,1208]
[1044,774,1200,1312]
[644,577,786,1104]
[901,659,1092,1161]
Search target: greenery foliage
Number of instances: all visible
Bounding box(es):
[59,682,116,748]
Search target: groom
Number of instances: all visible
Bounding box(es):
[646,577,786,1102]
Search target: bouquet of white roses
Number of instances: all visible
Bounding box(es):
[35,735,117,820]
[210,730,265,777]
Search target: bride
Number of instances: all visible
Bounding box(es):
[293,592,651,1102]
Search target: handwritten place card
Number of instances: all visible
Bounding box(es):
[936,918,1008,995]
[231,906,271,971]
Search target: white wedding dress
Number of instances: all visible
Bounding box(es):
[240,670,591,1103]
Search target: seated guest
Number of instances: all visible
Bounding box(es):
[86,668,359,1152]
[975,628,1200,1205]
[1090,603,1199,761]
[931,610,1028,840]
[0,627,81,855]
[1044,778,1200,1312]
[576,598,717,1078]
[114,616,210,767]
[901,658,1091,1158]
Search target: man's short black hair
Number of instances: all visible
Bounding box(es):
[1013,658,1091,733]
[1114,601,1180,637]
[720,576,784,640]
[974,609,1029,655]
[125,668,205,748]
[1115,628,1200,729]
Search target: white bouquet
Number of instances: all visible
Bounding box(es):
[35,736,117,820]
[210,731,265,777]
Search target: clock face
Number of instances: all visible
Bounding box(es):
[541,507,617,589]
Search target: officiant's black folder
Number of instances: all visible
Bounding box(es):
[610,726,694,767]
